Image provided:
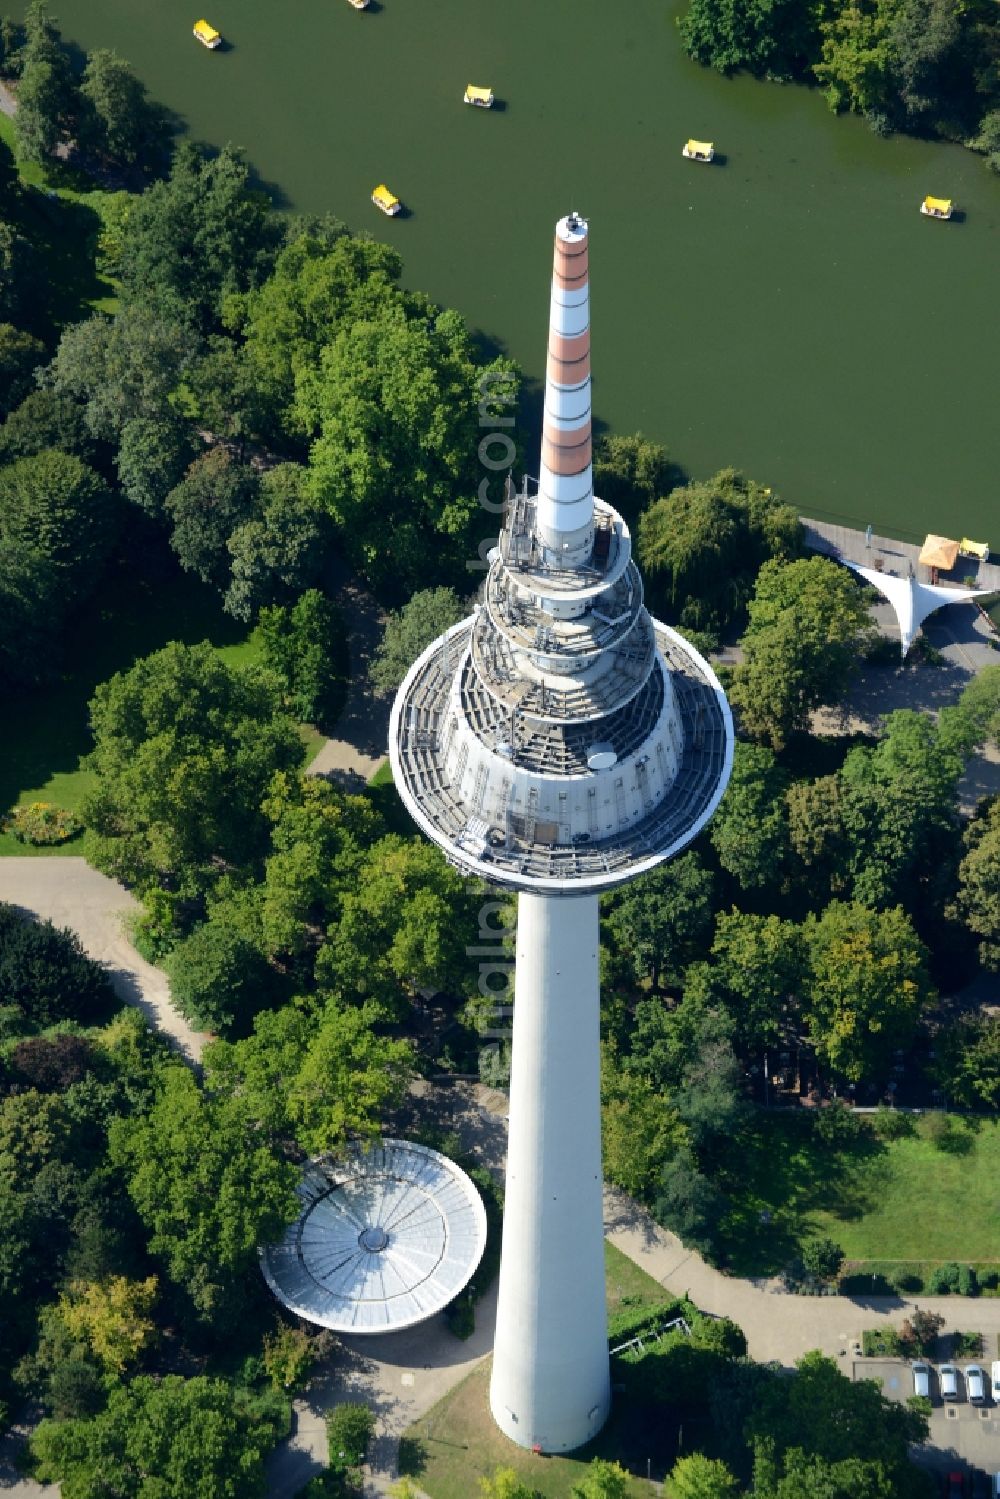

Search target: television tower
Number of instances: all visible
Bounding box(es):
[389,213,733,1453]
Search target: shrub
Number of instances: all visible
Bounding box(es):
[958,1264,980,1298]
[325,1403,374,1469]
[478,1041,511,1089]
[446,1295,475,1340]
[928,1263,961,1295]
[871,1106,914,1141]
[801,1237,845,1282]
[900,1310,943,1356]
[953,1329,983,1357]
[11,1034,97,1091]
[920,1111,956,1150]
[862,1326,902,1357]
[129,888,181,964]
[4,801,81,845]
[813,1101,862,1147]
[0,904,116,1027]
[262,1323,315,1392]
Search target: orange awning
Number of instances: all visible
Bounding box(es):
[918,534,959,571]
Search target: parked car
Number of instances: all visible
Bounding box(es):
[967,1365,987,1405]
[941,1364,961,1401]
[913,1360,932,1399]
[991,1359,1000,1402]
[993,1473,1000,1499]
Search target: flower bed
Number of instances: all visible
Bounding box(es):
[5,802,81,845]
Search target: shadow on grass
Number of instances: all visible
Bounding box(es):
[16,186,116,335]
[2,537,252,817]
[717,1110,888,1278]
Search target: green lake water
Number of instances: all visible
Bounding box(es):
[44,0,1000,540]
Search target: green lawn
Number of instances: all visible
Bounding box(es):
[604,1241,670,1321]
[398,1247,665,1498]
[0,559,326,856]
[720,1111,1000,1277]
[808,1121,1000,1263]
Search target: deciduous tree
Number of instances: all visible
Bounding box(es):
[666,1453,740,1498]
[370,587,467,696]
[604,851,717,991]
[32,1372,287,1498]
[57,1275,158,1373]
[165,447,259,589]
[709,742,791,890]
[78,49,166,167]
[0,323,45,416]
[109,1065,297,1316]
[256,588,346,724]
[729,557,874,748]
[83,642,301,896]
[802,901,932,1081]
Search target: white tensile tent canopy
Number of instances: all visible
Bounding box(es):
[848,561,993,657]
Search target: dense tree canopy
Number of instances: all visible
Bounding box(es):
[32,1373,287,1499]
[637,468,801,639]
[109,1065,298,1319]
[729,556,875,748]
[83,642,302,896]
[952,795,1000,968]
[710,742,791,890]
[604,852,717,991]
[300,306,518,595]
[116,141,282,330]
[316,834,480,1009]
[0,323,45,417]
[371,586,468,695]
[801,901,932,1080]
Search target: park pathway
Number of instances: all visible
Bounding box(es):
[0,858,207,1064]
[802,517,1000,594]
[308,572,389,787]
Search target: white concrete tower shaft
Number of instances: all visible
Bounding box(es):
[389,213,733,1460]
[489,893,609,1451]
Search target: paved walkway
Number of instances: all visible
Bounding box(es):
[0,858,207,1063]
[309,574,389,788]
[811,595,1000,813]
[802,517,1000,594]
[0,81,15,119]
[266,1286,497,1498]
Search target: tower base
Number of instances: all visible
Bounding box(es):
[489,892,610,1453]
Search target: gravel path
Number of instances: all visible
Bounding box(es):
[0,857,207,1063]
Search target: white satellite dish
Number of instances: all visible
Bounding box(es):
[586,743,618,771]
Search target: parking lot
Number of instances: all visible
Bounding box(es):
[857,1359,1000,1488]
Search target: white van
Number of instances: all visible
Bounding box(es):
[912,1361,931,1399]
[993,1474,1000,1499]
[967,1364,987,1404]
[940,1363,960,1401]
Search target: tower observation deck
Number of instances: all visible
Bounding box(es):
[390,213,734,1452]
